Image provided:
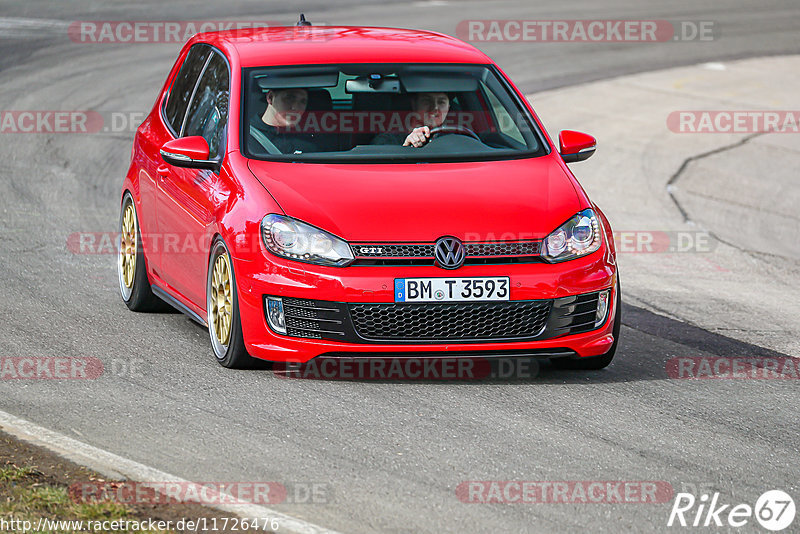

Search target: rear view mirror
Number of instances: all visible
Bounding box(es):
[160,136,218,171]
[559,130,596,163]
[345,76,401,93]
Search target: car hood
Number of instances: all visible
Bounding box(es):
[247,156,582,242]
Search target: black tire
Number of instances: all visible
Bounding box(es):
[207,238,262,369]
[118,193,170,312]
[551,280,621,371]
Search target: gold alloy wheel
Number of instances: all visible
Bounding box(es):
[210,253,233,346]
[120,203,137,289]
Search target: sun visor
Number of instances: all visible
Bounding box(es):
[400,69,479,93]
[256,68,339,89]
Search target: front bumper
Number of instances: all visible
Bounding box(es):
[232,245,617,363]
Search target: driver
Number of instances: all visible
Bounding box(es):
[372,92,450,147]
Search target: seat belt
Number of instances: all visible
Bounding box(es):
[249,125,281,154]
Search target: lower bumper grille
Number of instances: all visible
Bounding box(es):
[348,301,551,341]
[543,293,600,338]
[282,298,347,340]
[265,291,606,344]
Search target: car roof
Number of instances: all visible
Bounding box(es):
[194,26,493,67]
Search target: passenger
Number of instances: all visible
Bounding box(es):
[250,88,333,154]
[372,92,450,147]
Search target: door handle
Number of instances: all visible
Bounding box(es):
[156,165,170,177]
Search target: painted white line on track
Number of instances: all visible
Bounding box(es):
[0,409,344,534]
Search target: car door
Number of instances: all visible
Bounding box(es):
[156,49,230,312]
[138,43,211,279]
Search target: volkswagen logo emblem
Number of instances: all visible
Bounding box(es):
[434,236,466,269]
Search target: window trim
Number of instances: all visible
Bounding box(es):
[161,43,212,138]
[160,44,232,173]
[179,54,214,137]
[161,43,232,145]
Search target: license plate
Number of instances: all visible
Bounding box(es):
[394,277,510,302]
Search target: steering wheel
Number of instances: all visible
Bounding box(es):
[429,125,481,142]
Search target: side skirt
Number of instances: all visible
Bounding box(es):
[151,285,208,327]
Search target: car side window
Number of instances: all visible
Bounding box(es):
[183,52,230,160]
[163,44,211,134]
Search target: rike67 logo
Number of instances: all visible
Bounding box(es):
[668,489,795,531]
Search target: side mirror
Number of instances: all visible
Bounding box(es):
[160,136,218,170]
[559,130,596,163]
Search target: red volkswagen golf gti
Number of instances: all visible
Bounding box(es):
[118,24,620,370]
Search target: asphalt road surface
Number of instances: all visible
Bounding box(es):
[1,1,799,533]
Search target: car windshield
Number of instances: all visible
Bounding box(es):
[242,63,547,162]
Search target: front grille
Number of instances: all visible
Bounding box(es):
[348,301,551,342]
[465,242,541,256]
[351,241,542,266]
[354,244,434,258]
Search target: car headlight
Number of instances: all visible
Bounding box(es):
[261,214,354,267]
[542,209,602,262]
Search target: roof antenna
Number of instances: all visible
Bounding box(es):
[297,14,312,26]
